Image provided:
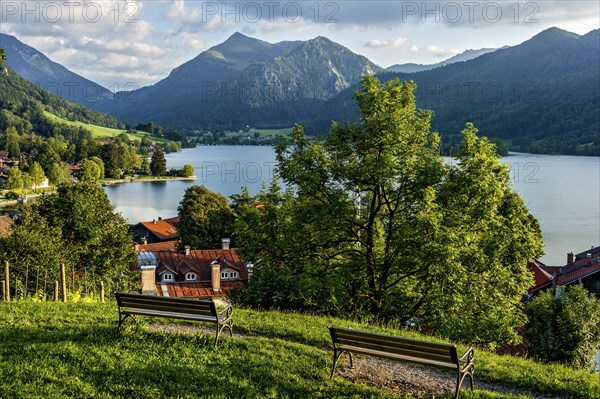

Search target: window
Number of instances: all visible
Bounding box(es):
[221,271,238,279]
[185,272,196,281]
[162,273,173,282]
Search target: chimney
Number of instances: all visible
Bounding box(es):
[567,252,574,265]
[221,238,231,250]
[140,265,157,295]
[134,243,140,251]
[211,261,221,292]
[184,245,191,256]
[152,219,156,224]
[143,239,148,246]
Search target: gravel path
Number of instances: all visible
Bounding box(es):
[144,323,567,398]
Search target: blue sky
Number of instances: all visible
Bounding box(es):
[1,1,598,88]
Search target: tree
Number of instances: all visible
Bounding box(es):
[239,76,542,345]
[181,164,194,178]
[47,162,72,186]
[0,207,71,298]
[35,182,137,285]
[29,162,46,191]
[526,285,600,369]
[150,147,167,176]
[4,167,24,190]
[79,159,102,183]
[5,126,21,158]
[178,185,234,249]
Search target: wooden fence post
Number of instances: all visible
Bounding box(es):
[54,281,59,302]
[60,264,67,302]
[4,261,9,302]
[100,281,105,303]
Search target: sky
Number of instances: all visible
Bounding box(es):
[0,0,598,89]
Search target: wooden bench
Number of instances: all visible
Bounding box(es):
[115,292,233,347]
[328,326,474,398]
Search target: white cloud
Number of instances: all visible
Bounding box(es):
[409,44,459,58]
[364,37,407,48]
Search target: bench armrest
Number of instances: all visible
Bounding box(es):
[218,303,233,319]
[459,347,474,364]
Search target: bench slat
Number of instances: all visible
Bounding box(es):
[337,344,457,369]
[121,308,219,322]
[119,301,213,316]
[336,339,454,364]
[332,327,454,351]
[334,331,453,357]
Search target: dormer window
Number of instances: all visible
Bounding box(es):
[185,272,196,281]
[162,273,174,282]
[221,270,238,279]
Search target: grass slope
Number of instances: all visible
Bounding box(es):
[0,301,598,399]
[43,112,168,143]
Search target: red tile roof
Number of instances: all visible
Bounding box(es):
[555,261,600,286]
[140,219,180,240]
[527,261,554,294]
[156,281,244,298]
[154,249,248,281]
[136,240,180,252]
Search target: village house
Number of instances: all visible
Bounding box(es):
[132,216,180,244]
[136,238,249,299]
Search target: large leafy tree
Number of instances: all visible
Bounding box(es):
[0,207,71,298]
[178,185,234,249]
[150,147,167,176]
[237,76,543,345]
[34,182,136,285]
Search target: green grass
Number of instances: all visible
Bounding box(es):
[43,112,168,143]
[0,301,598,398]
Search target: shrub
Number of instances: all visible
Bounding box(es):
[526,285,600,369]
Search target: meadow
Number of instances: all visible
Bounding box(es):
[0,301,597,399]
[43,112,168,143]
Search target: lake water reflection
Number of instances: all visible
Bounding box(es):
[104,146,600,266]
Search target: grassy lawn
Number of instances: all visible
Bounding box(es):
[0,301,598,398]
[43,112,168,144]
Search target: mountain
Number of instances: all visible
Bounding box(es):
[98,32,303,124]
[0,33,113,106]
[0,62,123,145]
[386,47,504,73]
[318,27,600,155]
[104,33,383,129]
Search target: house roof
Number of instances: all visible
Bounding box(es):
[156,281,244,298]
[574,245,600,260]
[154,249,247,280]
[136,240,179,252]
[527,261,554,294]
[555,262,600,286]
[138,218,180,240]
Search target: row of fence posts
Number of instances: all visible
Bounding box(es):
[1,261,105,302]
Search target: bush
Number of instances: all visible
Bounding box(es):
[4,191,19,200]
[526,285,600,369]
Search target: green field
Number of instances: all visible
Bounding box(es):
[44,112,168,143]
[0,300,597,398]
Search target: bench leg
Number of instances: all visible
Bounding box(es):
[330,350,354,379]
[455,364,475,399]
[215,320,233,348]
[116,313,130,335]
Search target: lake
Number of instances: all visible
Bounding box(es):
[104,146,600,266]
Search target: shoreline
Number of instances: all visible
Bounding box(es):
[102,176,197,185]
